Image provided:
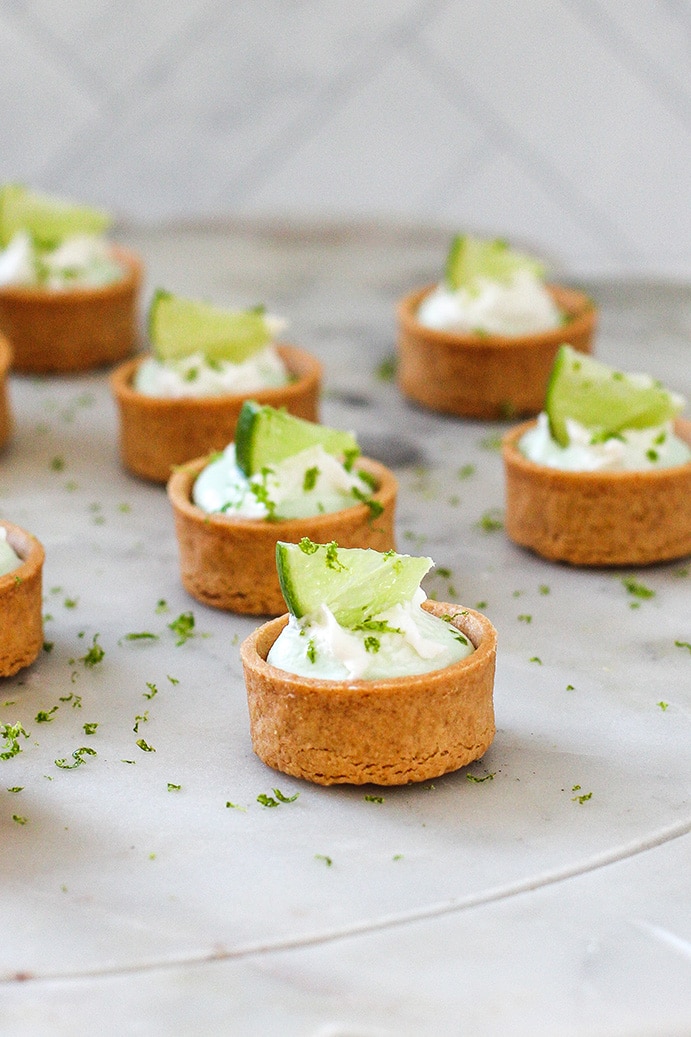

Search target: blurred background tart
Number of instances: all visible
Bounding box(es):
[0,333,13,449]
[0,184,142,373]
[397,235,596,420]
[111,290,322,483]
[502,346,691,565]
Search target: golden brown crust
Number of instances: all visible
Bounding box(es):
[0,521,45,676]
[0,246,143,374]
[502,418,691,566]
[167,455,397,615]
[397,283,597,419]
[0,335,13,450]
[111,344,323,483]
[241,601,496,785]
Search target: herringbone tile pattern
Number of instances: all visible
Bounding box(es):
[1,0,689,273]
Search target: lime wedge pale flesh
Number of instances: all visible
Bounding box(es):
[545,344,684,447]
[276,539,433,627]
[444,235,544,291]
[0,183,111,249]
[148,289,272,363]
[235,401,358,477]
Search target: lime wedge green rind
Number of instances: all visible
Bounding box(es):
[235,402,359,477]
[148,290,272,363]
[444,234,544,291]
[276,540,433,628]
[147,287,172,342]
[545,344,683,447]
[0,183,111,249]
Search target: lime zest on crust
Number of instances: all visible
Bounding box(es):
[444,235,544,291]
[545,344,684,447]
[276,539,433,628]
[0,183,111,249]
[147,289,273,364]
[235,401,359,477]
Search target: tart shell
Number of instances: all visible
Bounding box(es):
[502,418,691,566]
[111,343,322,484]
[241,601,497,786]
[167,455,397,615]
[0,521,45,677]
[0,246,143,374]
[397,283,596,420]
[0,334,13,450]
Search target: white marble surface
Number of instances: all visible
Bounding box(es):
[1,222,690,1034]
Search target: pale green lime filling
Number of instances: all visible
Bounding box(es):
[0,231,122,289]
[0,532,21,576]
[267,597,473,681]
[521,414,690,471]
[193,443,370,520]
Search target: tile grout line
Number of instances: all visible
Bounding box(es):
[399,32,643,265]
[213,0,457,208]
[32,0,231,185]
[0,3,111,99]
[567,0,691,129]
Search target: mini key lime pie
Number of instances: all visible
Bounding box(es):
[167,402,397,615]
[241,540,497,785]
[112,290,321,482]
[503,345,691,565]
[0,521,45,676]
[0,184,142,373]
[0,333,13,450]
[397,235,596,419]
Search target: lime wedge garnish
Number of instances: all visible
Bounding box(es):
[235,401,359,477]
[276,540,433,627]
[444,235,544,291]
[148,289,272,363]
[0,183,111,249]
[545,344,684,447]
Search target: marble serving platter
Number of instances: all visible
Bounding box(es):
[2,221,689,1036]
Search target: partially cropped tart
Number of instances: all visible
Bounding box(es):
[0,521,45,676]
[0,184,142,373]
[0,333,13,449]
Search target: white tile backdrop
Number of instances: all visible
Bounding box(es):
[1,0,689,275]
